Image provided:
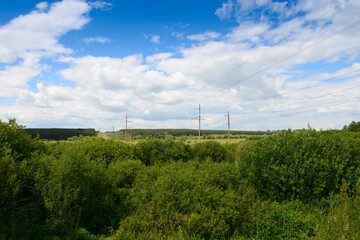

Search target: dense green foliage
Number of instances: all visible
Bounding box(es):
[343,121,360,132]
[25,128,96,140]
[1,119,360,239]
[133,138,192,165]
[0,119,47,239]
[237,129,360,201]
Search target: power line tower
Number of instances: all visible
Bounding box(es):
[125,113,128,143]
[122,113,132,143]
[194,104,202,143]
[226,111,231,144]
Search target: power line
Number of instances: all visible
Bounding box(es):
[232,78,360,121]
[203,18,360,100]
[202,0,350,90]
[277,68,360,98]
[235,97,360,124]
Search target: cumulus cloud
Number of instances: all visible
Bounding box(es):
[0,0,91,96]
[0,54,41,97]
[0,0,90,63]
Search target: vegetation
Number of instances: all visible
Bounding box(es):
[25,128,96,140]
[343,121,360,132]
[1,119,360,239]
[114,128,276,140]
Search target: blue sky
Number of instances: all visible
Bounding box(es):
[1,0,360,131]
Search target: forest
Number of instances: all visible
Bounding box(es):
[1,119,360,239]
[25,128,96,140]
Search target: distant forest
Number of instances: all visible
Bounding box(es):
[25,128,96,140]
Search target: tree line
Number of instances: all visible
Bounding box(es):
[25,128,96,140]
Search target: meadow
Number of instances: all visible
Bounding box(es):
[1,119,360,239]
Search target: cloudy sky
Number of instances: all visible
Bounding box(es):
[1,0,360,131]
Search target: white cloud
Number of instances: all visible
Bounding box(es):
[35,2,49,12]
[144,34,160,44]
[215,0,271,20]
[0,54,41,97]
[0,0,90,63]
[146,52,173,63]
[82,37,111,44]
[151,35,160,44]
[187,31,221,41]
[0,0,91,96]
[215,1,234,20]
[88,1,113,10]
[227,23,269,43]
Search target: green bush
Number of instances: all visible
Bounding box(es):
[253,200,317,239]
[133,138,192,165]
[36,145,115,236]
[46,137,134,165]
[115,161,258,239]
[192,141,228,162]
[237,129,360,201]
[316,179,360,239]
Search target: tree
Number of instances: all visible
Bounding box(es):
[343,121,360,132]
[0,119,47,239]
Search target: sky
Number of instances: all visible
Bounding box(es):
[1,0,360,131]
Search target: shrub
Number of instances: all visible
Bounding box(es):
[192,141,228,162]
[237,129,360,201]
[36,146,114,236]
[133,138,192,165]
[115,161,258,239]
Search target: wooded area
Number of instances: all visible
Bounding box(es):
[25,128,96,140]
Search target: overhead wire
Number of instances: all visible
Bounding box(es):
[202,18,360,101]
[127,0,356,129]
[202,0,350,90]
[236,97,360,124]
[230,73,360,121]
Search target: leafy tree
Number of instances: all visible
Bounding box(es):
[0,119,44,162]
[0,119,47,239]
[343,121,360,132]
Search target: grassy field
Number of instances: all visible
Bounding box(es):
[97,131,249,144]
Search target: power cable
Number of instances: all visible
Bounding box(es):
[236,97,360,123]
[203,19,360,100]
[203,0,350,89]
[231,76,360,121]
